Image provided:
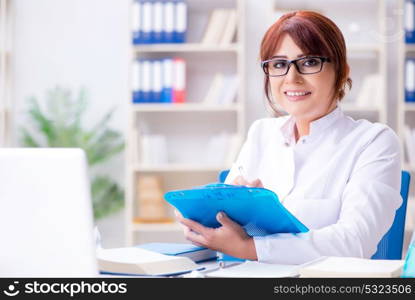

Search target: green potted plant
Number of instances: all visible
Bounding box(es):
[20,86,125,220]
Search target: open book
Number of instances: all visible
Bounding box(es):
[299,257,404,278]
[97,247,199,276]
[137,243,217,263]
[201,9,233,44]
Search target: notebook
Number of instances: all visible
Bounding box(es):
[96,247,200,276]
[164,183,308,236]
[137,243,217,263]
[298,257,405,278]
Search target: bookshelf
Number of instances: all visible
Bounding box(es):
[398,0,415,173]
[125,0,245,245]
[398,0,415,253]
[133,43,239,52]
[273,0,388,124]
[0,0,11,146]
[131,103,242,112]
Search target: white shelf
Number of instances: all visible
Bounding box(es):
[132,103,242,112]
[132,164,227,173]
[404,163,415,172]
[339,103,381,112]
[404,103,415,111]
[347,44,382,53]
[398,0,415,172]
[133,43,239,53]
[132,222,182,232]
[405,44,415,53]
[126,0,246,246]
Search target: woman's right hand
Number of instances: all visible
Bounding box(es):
[174,209,204,247]
[231,176,264,188]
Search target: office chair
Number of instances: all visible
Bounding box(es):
[372,171,411,260]
[218,169,230,184]
[218,169,411,260]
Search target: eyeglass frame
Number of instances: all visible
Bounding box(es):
[261,56,331,77]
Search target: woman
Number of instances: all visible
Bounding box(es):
[176,11,402,264]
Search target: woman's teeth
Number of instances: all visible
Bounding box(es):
[285,91,310,96]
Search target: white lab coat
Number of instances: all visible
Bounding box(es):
[225,107,402,264]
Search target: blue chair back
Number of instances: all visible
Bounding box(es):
[218,169,230,183]
[372,171,411,260]
[219,169,411,260]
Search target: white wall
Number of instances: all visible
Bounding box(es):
[244,0,275,126]
[11,0,131,186]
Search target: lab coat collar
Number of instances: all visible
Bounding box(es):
[280,105,343,145]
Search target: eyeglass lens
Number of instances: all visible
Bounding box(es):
[265,57,324,76]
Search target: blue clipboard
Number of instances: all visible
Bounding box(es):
[164,183,308,236]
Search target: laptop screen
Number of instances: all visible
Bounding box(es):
[0,148,98,277]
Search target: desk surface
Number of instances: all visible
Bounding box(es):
[180,260,243,278]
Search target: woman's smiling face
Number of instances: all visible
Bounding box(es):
[269,34,337,122]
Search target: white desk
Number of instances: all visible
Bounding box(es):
[180,260,300,278]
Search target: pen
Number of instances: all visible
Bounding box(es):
[218,253,242,269]
[219,261,240,270]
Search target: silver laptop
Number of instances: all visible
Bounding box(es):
[0,148,98,277]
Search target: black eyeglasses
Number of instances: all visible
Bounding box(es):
[261,56,330,77]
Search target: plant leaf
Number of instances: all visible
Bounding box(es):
[19,87,125,220]
[20,127,41,147]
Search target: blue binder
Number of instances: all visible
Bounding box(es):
[173,0,187,43]
[131,0,143,45]
[406,0,415,44]
[406,58,415,102]
[164,183,308,236]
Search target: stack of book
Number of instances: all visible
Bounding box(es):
[201,8,238,45]
[132,58,186,103]
[135,175,170,223]
[204,133,242,166]
[138,243,217,263]
[202,73,238,105]
[355,73,382,108]
[96,243,217,276]
[138,134,168,165]
[132,0,187,44]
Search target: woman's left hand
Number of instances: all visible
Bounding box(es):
[176,210,258,260]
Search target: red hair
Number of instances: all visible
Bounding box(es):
[260,11,352,109]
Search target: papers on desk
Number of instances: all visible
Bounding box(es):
[205,261,300,278]
[298,257,405,278]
